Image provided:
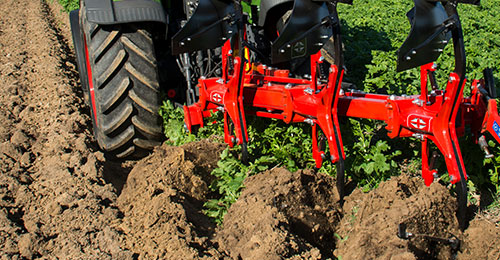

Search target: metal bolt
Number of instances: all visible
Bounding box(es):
[304,88,314,95]
[435,48,444,52]
[228,50,233,55]
[411,50,417,55]
[217,106,224,112]
[186,37,192,41]
[412,133,424,140]
[200,76,206,80]
[339,89,344,95]
[268,82,272,86]
[180,42,185,46]
[433,172,439,179]
[432,63,438,70]
[389,95,396,101]
[406,56,411,61]
[217,79,224,84]
[228,30,233,34]
[304,118,314,125]
[280,49,285,53]
[285,84,293,89]
[319,56,325,62]
[412,98,424,107]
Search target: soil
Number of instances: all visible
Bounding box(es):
[0,0,498,259]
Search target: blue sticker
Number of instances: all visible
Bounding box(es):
[493,121,500,140]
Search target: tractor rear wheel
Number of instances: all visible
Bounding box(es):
[80,8,163,159]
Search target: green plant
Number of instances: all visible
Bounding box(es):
[55,0,79,12]
[334,233,348,243]
[343,119,402,191]
[159,100,197,145]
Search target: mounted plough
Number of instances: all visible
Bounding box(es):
[171,0,497,230]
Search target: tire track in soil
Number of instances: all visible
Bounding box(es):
[0,0,134,259]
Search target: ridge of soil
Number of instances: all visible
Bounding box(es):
[0,0,498,259]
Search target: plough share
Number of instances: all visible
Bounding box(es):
[172,0,498,230]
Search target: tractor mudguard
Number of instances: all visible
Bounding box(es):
[84,0,166,25]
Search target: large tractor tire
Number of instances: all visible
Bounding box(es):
[79,7,164,159]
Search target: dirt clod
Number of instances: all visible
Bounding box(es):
[217,168,342,260]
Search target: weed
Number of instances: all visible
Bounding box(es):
[54,0,78,12]
[334,233,349,243]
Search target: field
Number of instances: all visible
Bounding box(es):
[0,0,498,259]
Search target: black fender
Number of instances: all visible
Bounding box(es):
[258,0,293,27]
[84,0,166,25]
[69,9,90,105]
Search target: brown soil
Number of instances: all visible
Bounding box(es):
[0,0,498,259]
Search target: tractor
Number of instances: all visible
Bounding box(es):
[70,0,499,230]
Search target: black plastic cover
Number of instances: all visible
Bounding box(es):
[85,0,166,25]
[171,0,237,55]
[271,0,335,64]
[258,0,294,27]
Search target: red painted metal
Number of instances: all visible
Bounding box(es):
[83,36,98,124]
[183,41,500,187]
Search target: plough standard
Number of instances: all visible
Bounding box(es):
[171,0,499,230]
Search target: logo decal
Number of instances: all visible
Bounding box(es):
[291,39,307,59]
[211,92,222,103]
[493,121,500,140]
[410,117,427,130]
[407,114,432,132]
